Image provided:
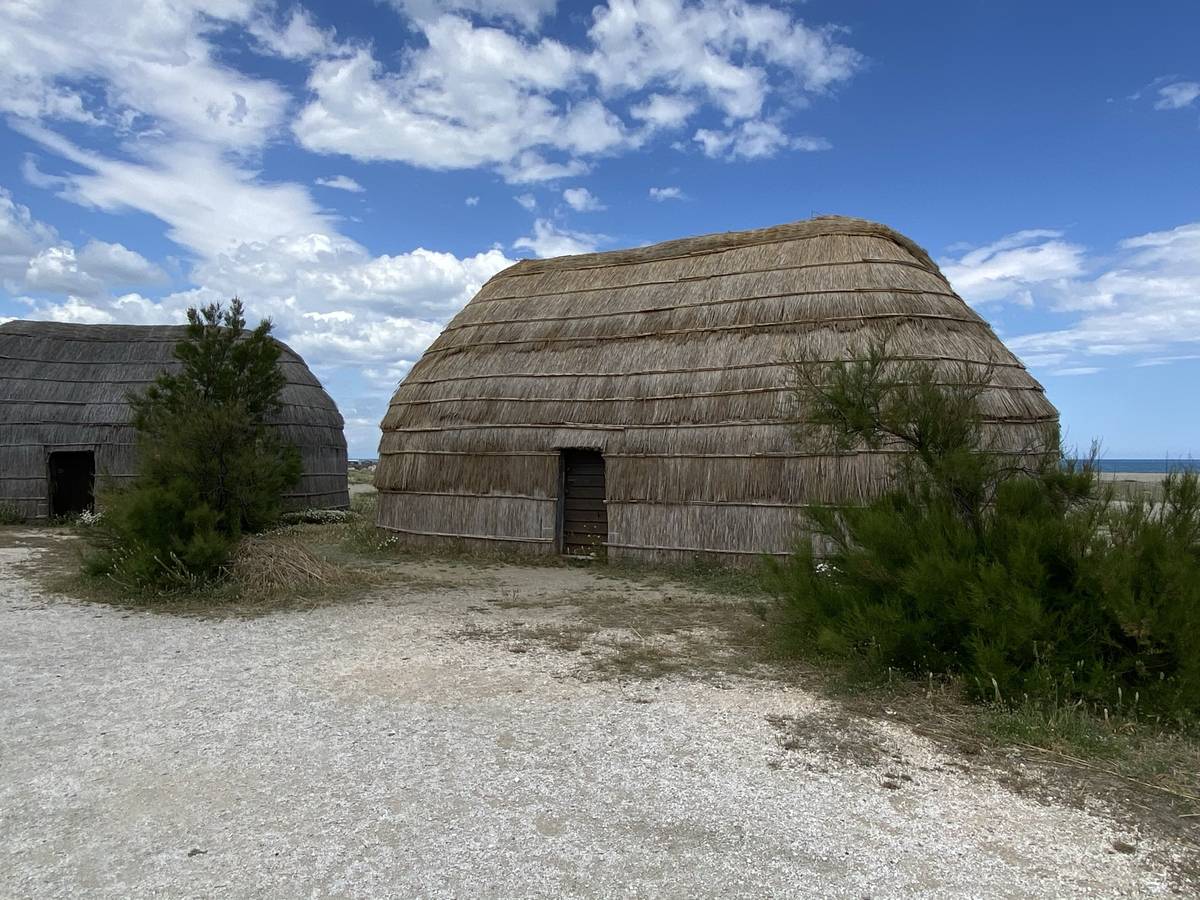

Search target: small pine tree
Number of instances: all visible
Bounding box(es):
[770,337,1200,722]
[89,300,301,589]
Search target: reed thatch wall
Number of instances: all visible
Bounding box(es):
[0,321,349,519]
[377,216,1059,563]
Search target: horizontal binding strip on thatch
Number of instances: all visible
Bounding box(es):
[389,401,1050,432]
[445,287,964,333]
[88,470,352,480]
[379,449,558,457]
[606,541,792,557]
[0,328,208,343]
[421,312,988,355]
[497,224,939,277]
[0,354,316,370]
[475,257,940,304]
[409,325,1031,388]
[0,440,347,451]
[356,486,835,512]
[483,244,925,310]
[0,441,135,447]
[400,354,1033,386]
[441,289,974,336]
[377,488,554,502]
[386,383,1048,409]
[377,524,553,544]
[379,421,1054,456]
[385,414,1056,433]
[0,398,341,414]
[0,355,320,381]
[377,446,1040,460]
[0,422,346,438]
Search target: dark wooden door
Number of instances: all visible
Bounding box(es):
[561,450,607,557]
[48,450,95,516]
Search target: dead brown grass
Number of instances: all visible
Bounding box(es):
[230,533,338,596]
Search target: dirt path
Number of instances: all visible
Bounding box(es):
[1,530,1194,897]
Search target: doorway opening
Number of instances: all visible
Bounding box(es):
[559,449,607,558]
[48,450,95,517]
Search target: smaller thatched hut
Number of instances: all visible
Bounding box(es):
[0,321,349,520]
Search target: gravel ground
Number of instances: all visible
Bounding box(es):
[1,529,1194,898]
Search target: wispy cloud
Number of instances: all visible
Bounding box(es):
[957,222,1200,370]
[649,186,685,202]
[563,187,604,212]
[1154,80,1200,110]
[315,175,365,193]
[513,219,604,258]
[941,230,1087,308]
[694,121,830,161]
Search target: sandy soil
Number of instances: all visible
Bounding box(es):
[1,529,1195,898]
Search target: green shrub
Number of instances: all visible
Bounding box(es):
[0,503,23,525]
[769,339,1200,723]
[87,299,301,591]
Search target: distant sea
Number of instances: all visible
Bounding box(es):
[1094,459,1199,474]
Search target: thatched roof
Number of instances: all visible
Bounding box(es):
[376,215,1057,560]
[0,320,348,517]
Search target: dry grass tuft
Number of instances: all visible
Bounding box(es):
[230,533,338,597]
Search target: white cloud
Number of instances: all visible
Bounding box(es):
[0,187,58,280]
[978,222,1200,368]
[694,121,829,160]
[1154,81,1200,111]
[514,219,603,257]
[294,1,860,180]
[630,93,698,130]
[940,230,1088,307]
[315,175,366,193]
[24,246,103,296]
[1135,354,1200,368]
[392,0,559,31]
[34,295,119,324]
[77,240,168,286]
[1,187,165,297]
[293,26,593,178]
[514,193,538,211]
[563,187,604,211]
[499,152,590,184]
[648,186,685,201]
[15,217,517,426]
[0,0,287,150]
[586,0,860,119]
[19,126,332,261]
[249,7,339,60]
[465,195,480,206]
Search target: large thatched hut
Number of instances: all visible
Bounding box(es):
[0,321,349,520]
[377,216,1057,563]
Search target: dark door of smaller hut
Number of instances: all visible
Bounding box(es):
[48,450,95,516]
[560,450,607,558]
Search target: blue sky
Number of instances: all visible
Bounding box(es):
[1,0,1197,459]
